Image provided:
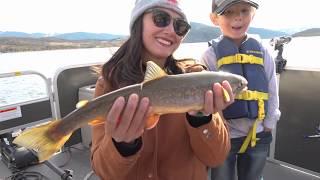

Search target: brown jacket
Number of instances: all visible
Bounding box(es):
[91,62,230,180]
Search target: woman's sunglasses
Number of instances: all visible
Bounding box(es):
[147,9,191,37]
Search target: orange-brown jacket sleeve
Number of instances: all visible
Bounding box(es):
[90,77,142,179]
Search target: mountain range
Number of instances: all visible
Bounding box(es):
[291,28,320,37]
[0,22,289,42]
[183,22,288,43]
[1,22,319,53]
[0,31,124,41]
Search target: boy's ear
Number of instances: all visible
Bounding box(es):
[251,13,255,20]
[209,13,219,26]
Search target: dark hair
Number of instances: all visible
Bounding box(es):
[102,14,183,90]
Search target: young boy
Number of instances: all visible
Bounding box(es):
[200,0,281,179]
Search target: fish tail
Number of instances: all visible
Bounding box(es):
[13,120,72,162]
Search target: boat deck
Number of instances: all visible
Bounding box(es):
[1,57,320,180]
[1,143,319,180]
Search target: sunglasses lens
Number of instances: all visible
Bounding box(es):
[174,19,191,36]
[151,9,190,37]
[153,10,171,27]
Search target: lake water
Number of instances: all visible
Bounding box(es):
[0,74,48,107]
[2,36,319,76]
[1,36,319,107]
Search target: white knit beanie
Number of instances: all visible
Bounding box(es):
[130,0,187,31]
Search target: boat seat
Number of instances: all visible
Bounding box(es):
[52,63,101,147]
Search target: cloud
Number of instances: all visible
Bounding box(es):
[1,0,318,34]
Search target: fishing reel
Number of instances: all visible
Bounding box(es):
[0,133,38,169]
[1,133,73,179]
[270,36,292,47]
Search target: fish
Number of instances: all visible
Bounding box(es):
[13,61,247,162]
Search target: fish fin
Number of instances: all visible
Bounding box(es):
[143,61,168,83]
[13,120,72,162]
[76,100,89,108]
[222,87,230,102]
[88,116,105,126]
[145,114,160,130]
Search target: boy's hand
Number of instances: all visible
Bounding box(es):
[184,64,207,73]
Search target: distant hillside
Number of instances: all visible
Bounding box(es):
[0,31,126,41]
[184,22,288,43]
[1,22,287,42]
[183,22,221,43]
[0,31,45,38]
[292,28,320,37]
[0,37,125,53]
[0,22,289,53]
[248,28,288,39]
[54,32,125,41]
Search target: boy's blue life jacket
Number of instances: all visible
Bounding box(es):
[210,36,269,121]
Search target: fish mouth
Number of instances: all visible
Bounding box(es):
[233,78,248,94]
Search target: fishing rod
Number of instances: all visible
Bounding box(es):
[304,123,320,139]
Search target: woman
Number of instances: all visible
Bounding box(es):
[91,0,233,179]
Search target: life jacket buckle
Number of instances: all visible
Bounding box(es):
[235,54,243,62]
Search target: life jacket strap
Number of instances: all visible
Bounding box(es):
[217,53,263,68]
[236,90,268,100]
[238,118,262,153]
[236,90,268,120]
[238,93,267,153]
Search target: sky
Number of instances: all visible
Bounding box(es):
[0,0,319,35]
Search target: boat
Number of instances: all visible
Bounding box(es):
[1,37,320,179]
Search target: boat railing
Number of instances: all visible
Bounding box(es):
[0,70,54,134]
[0,62,101,146]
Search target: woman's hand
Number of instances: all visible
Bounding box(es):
[105,94,151,143]
[188,80,235,116]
